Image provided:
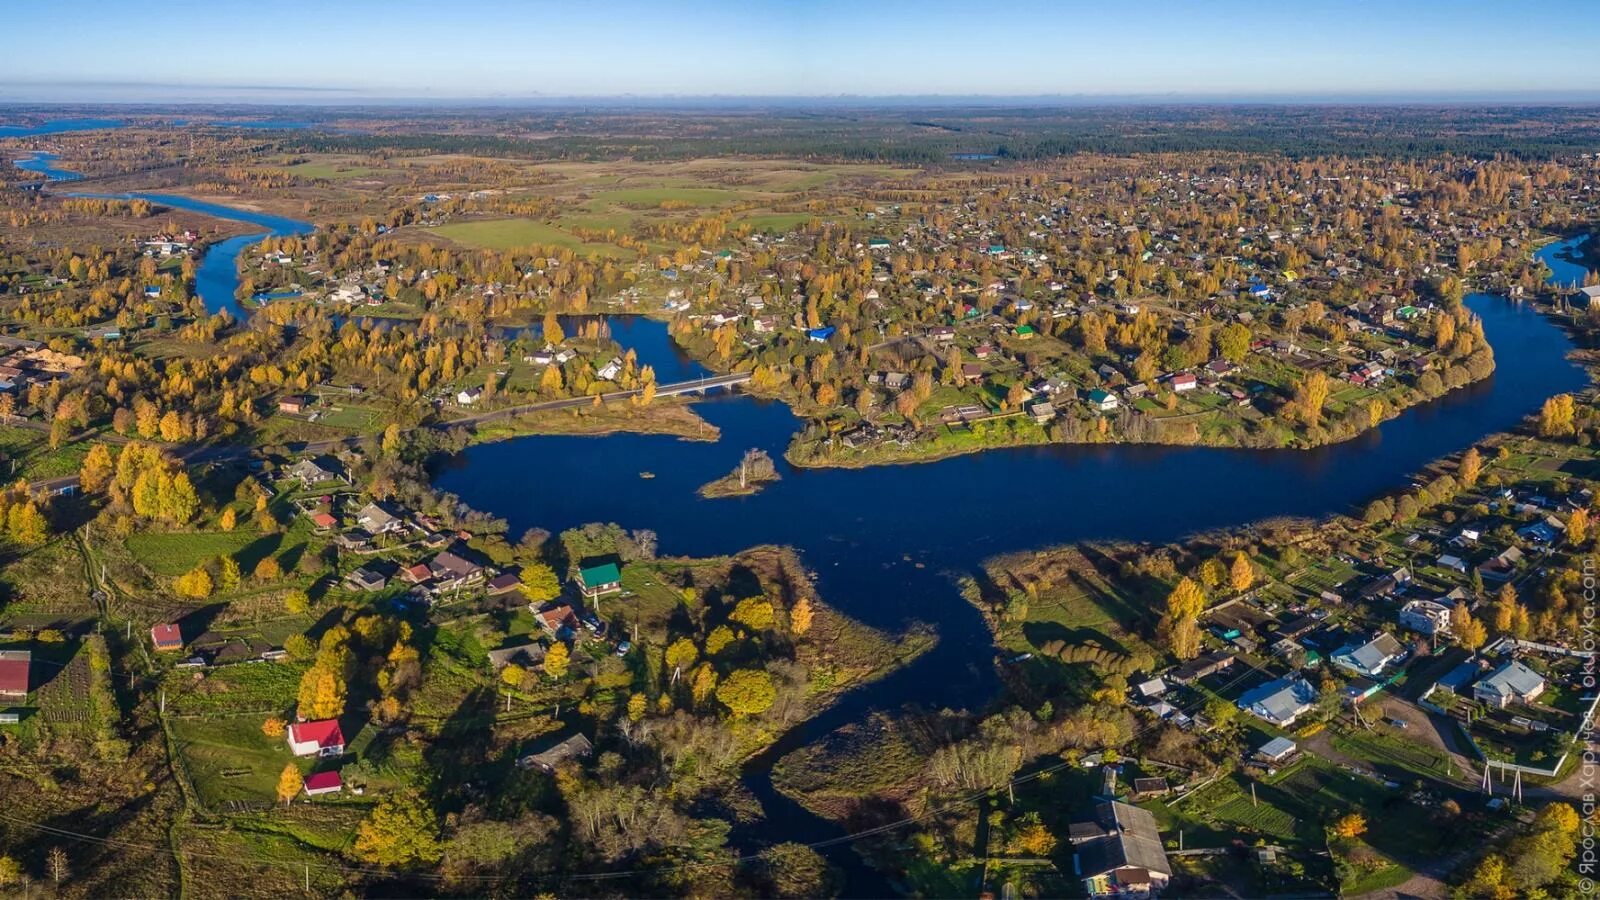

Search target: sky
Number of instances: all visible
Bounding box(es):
[3,0,1599,104]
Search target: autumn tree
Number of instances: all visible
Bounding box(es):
[1229,553,1254,593]
[254,556,283,581]
[276,763,303,806]
[1538,393,1576,437]
[665,637,698,680]
[729,597,775,631]
[79,443,114,492]
[1332,812,1367,839]
[1567,507,1588,546]
[518,561,561,602]
[1160,577,1205,660]
[174,565,213,599]
[296,661,347,720]
[1458,447,1482,487]
[716,668,776,717]
[789,595,814,635]
[1294,370,1331,428]
[353,791,443,866]
[543,641,570,680]
[261,716,286,738]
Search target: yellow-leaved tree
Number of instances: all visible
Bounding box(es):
[296,662,346,720]
[276,763,303,806]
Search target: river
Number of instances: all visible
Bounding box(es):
[8,139,1593,890]
[432,240,1591,888]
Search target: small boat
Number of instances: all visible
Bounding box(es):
[639,471,655,479]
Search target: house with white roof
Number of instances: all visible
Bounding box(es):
[1331,633,1406,678]
[1237,677,1317,727]
[1474,660,1546,709]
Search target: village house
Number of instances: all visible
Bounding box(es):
[302,770,343,797]
[575,560,622,599]
[1237,676,1317,727]
[534,603,580,640]
[487,642,546,671]
[1478,546,1524,581]
[518,732,594,773]
[1168,372,1198,393]
[1255,736,1299,766]
[344,567,388,592]
[284,457,341,486]
[1399,599,1452,637]
[0,650,30,703]
[277,396,311,415]
[355,502,403,535]
[150,623,184,653]
[1168,651,1234,685]
[456,386,484,406]
[286,719,346,757]
[1474,659,1546,709]
[1088,389,1120,412]
[425,549,488,595]
[1331,632,1406,678]
[1070,800,1172,899]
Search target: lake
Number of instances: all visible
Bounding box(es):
[0,118,124,137]
[432,238,1590,883]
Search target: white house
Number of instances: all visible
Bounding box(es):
[1331,633,1406,678]
[1238,677,1317,727]
[1399,600,1452,637]
[1474,660,1546,709]
[456,387,483,405]
[286,720,346,758]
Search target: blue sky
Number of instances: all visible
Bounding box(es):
[3,0,1598,102]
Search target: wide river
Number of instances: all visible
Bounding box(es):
[9,134,1594,889]
[432,243,1590,884]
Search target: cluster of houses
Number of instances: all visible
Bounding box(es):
[0,336,78,395]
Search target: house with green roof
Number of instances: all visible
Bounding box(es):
[575,560,622,599]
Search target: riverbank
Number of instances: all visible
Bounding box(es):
[465,398,722,445]
[781,345,1496,471]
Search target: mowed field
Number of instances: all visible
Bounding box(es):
[430,218,636,257]
[423,158,916,254]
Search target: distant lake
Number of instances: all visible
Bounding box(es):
[11,152,82,182]
[0,118,124,137]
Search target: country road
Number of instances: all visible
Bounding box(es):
[25,372,749,494]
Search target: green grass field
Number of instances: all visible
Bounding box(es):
[432,218,635,257]
[125,529,271,576]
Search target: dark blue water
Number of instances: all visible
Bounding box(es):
[11,152,82,182]
[0,118,123,137]
[1545,234,1594,289]
[71,192,314,319]
[433,238,1590,884]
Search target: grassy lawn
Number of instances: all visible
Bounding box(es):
[590,186,744,207]
[0,424,92,480]
[432,218,635,257]
[169,714,296,807]
[125,529,272,576]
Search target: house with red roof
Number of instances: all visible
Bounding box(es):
[0,650,29,703]
[310,512,338,531]
[303,770,343,797]
[286,719,346,757]
[150,624,183,652]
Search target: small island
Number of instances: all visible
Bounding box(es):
[698,448,781,498]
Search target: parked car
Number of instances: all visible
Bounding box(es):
[1386,718,1409,730]
[615,641,632,657]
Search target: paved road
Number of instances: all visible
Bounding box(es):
[27,372,749,494]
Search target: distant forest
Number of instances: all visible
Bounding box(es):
[5,102,1598,163]
[264,104,1600,162]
